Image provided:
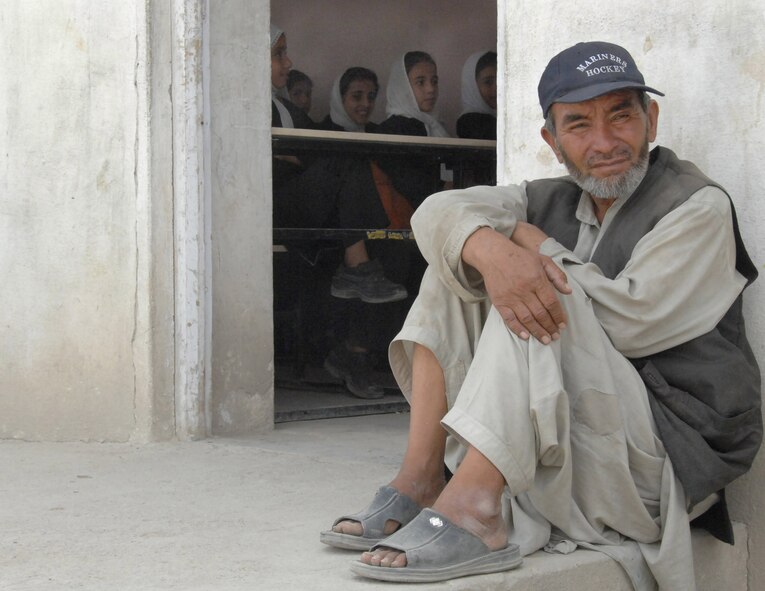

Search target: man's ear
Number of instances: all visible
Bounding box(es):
[647,99,659,143]
[541,126,564,163]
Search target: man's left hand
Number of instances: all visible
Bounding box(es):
[462,226,571,344]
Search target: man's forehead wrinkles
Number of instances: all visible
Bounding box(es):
[609,99,636,112]
[554,90,639,120]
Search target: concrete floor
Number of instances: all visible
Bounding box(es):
[0,413,747,591]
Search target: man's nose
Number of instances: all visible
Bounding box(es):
[590,119,620,152]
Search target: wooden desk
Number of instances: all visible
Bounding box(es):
[272,127,496,155]
[271,127,496,189]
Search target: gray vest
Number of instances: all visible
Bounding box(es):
[526,147,761,541]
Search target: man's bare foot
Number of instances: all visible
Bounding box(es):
[359,484,507,568]
[332,472,445,538]
[359,446,507,569]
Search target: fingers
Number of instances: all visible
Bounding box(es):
[497,296,561,345]
[542,257,572,295]
[497,305,532,341]
[481,243,569,344]
[536,279,568,332]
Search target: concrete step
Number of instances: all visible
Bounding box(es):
[0,413,749,590]
[320,522,747,590]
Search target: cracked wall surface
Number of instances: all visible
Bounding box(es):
[0,1,176,441]
[0,2,142,440]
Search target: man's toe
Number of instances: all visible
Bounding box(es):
[333,519,363,536]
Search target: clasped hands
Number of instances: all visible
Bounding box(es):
[462,223,572,344]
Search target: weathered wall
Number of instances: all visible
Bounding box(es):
[272,0,497,135]
[209,0,275,435]
[497,1,765,588]
[0,2,175,441]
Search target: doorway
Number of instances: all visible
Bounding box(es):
[270,0,498,422]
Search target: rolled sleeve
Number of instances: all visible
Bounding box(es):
[412,184,529,301]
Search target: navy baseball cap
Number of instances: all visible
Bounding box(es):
[538,41,664,118]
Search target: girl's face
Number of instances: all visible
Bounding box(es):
[477,65,497,110]
[270,34,292,89]
[407,61,439,113]
[289,80,312,113]
[342,80,378,126]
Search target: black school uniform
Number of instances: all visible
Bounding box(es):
[456,112,497,140]
[374,115,444,208]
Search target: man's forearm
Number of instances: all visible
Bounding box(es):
[461,227,512,277]
[510,222,548,252]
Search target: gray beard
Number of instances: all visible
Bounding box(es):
[561,143,650,200]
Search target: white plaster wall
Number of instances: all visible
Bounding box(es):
[497,1,765,588]
[0,2,174,441]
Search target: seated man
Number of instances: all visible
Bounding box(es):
[319,41,762,589]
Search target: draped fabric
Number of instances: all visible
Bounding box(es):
[270,24,283,48]
[370,162,415,229]
[272,96,294,129]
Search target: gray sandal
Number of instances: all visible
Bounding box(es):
[320,486,421,551]
[350,508,522,582]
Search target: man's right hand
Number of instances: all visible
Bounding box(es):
[462,227,570,344]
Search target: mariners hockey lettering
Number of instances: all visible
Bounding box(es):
[577,53,629,72]
[586,65,628,76]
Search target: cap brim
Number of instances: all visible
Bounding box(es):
[546,81,664,116]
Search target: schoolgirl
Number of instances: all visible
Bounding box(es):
[314,66,408,305]
[456,51,497,140]
[321,67,380,133]
[270,25,313,131]
[286,69,314,118]
[376,52,451,210]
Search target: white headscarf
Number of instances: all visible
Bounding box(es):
[461,51,497,117]
[270,24,293,128]
[329,75,364,132]
[385,53,449,138]
[270,24,283,48]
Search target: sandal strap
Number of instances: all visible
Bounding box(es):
[369,508,494,568]
[332,485,421,539]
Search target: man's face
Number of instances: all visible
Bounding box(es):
[542,90,659,200]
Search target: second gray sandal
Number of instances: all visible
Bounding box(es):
[319,486,421,550]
